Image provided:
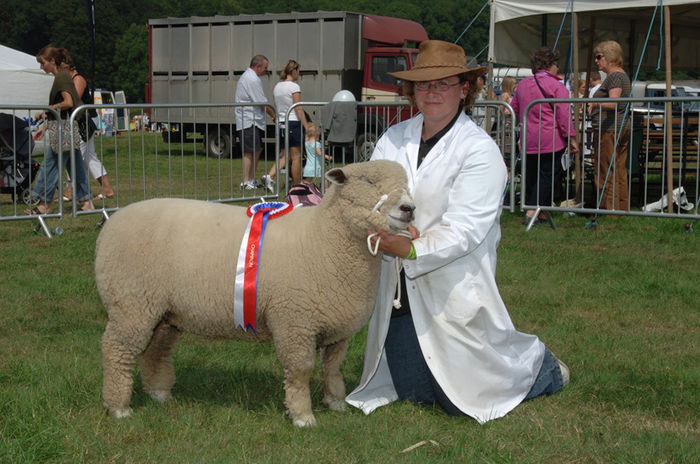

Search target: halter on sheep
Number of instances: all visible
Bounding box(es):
[96,160,415,427]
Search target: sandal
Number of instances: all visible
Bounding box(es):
[25,206,49,215]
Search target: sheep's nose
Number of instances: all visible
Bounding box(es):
[400,204,415,213]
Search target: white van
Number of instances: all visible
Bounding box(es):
[490,67,533,92]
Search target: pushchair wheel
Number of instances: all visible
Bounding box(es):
[22,189,40,207]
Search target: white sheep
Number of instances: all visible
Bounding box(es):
[95,160,415,427]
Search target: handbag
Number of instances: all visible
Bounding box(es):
[47,118,81,153]
[77,115,97,142]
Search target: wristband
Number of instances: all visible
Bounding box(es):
[406,243,416,260]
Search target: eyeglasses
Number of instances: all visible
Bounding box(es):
[594,54,604,60]
[414,80,462,92]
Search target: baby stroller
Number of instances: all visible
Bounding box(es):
[0,113,40,206]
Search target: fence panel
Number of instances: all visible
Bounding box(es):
[2,100,519,235]
[0,106,72,236]
[520,96,699,225]
[78,102,280,219]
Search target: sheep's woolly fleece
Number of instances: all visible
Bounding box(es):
[96,160,415,427]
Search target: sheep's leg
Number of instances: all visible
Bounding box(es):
[141,321,181,404]
[275,337,317,427]
[321,339,349,411]
[102,320,143,418]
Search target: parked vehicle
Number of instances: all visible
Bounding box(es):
[93,89,129,136]
[146,11,429,158]
[631,82,698,118]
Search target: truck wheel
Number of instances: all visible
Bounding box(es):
[205,132,231,158]
[356,133,377,162]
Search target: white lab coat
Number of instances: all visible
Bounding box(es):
[345,112,545,424]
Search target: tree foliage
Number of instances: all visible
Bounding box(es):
[0,0,491,102]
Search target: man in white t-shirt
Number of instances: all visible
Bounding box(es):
[235,55,276,190]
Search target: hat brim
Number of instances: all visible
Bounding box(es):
[388,65,487,82]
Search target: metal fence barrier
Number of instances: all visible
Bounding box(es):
[8,96,695,237]
[0,100,517,236]
[519,96,699,229]
[0,105,79,237]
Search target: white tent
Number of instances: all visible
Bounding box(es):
[0,44,53,113]
[488,0,700,71]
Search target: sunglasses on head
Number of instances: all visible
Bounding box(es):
[594,54,604,60]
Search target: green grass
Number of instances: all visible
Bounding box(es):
[1,139,699,462]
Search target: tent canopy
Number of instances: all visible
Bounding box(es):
[488,0,700,72]
[0,44,53,112]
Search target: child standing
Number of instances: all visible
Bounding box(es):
[302,124,330,180]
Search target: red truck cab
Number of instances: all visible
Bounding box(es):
[361,15,428,103]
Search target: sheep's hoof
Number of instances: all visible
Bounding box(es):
[109,407,133,419]
[290,413,317,428]
[147,389,172,403]
[322,396,347,411]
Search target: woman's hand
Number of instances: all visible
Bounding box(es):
[368,225,420,258]
[33,125,45,141]
[569,138,579,154]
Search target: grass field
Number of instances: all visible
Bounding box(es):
[2,132,699,462]
[1,197,698,463]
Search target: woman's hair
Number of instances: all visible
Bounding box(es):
[401,72,481,113]
[594,40,624,67]
[36,45,72,70]
[280,60,300,80]
[530,47,560,73]
[500,76,517,95]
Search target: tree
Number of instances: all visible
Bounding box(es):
[0,0,495,102]
[113,23,149,103]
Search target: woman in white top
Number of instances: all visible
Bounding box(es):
[262,60,309,190]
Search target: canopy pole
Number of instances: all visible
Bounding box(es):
[571,12,580,208]
[572,12,580,98]
[664,6,674,213]
[541,15,548,46]
[577,16,596,205]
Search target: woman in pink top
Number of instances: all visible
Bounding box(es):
[511,48,578,223]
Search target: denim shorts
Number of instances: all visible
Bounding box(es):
[280,121,303,147]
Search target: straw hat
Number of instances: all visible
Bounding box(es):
[388,40,486,82]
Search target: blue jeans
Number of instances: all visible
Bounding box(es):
[384,311,564,416]
[32,147,92,203]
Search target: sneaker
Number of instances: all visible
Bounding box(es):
[555,356,570,387]
[239,181,256,191]
[251,179,264,189]
[261,174,274,193]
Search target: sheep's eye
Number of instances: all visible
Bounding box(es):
[360,175,375,185]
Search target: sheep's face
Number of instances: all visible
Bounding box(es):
[325,160,415,233]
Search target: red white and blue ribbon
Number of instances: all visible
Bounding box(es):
[234,201,292,331]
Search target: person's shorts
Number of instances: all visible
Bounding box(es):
[280,121,303,148]
[239,126,264,153]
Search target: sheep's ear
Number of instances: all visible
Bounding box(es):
[326,167,348,186]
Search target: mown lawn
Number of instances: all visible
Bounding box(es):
[1,204,698,463]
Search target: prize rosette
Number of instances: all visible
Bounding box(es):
[246,201,293,218]
[234,201,293,332]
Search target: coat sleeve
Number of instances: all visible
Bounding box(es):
[404,133,507,278]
